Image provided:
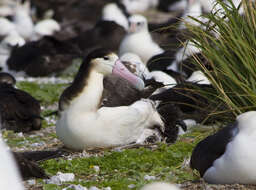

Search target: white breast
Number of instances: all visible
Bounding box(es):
[119,32,163,64]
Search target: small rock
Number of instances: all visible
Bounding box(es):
[89,186,100,190]
[27,179,36,185]
[45,172,75,185]
[30,142,45,147]
[17,132,24,137]
[93,166,100,172]
[128,184,136,189]
[144,175,156,181]
[62,184,87,190]
[103,187,111,190]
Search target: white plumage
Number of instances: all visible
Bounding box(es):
[0,17,16,36]
[121,0,158,14]
[0,136,24,190]
[33,19,61,40]
[167,40,201,72]
[102,3,129,30]
[186,70,211,85]
[13,1,34,40]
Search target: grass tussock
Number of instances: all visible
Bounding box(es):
[187,0,256,119]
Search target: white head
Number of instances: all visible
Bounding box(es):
[13,0,34,40]
[141,182,180,190]
[13,0,31,18]
[87,49,145,90]
[128,14,148,33]
[236,111,256,132]
[121,0,158,14]
[102,3,128,30]
[14,0,30,13]
[34,19,61,38]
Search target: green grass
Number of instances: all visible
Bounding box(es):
[40,128,212,190]
[186,0,256,119]
[16,82,69,106]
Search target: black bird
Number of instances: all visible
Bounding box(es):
[6,36,81,77]
[156,103,187,143]
[0,72,42,132]
[68,20,126,55]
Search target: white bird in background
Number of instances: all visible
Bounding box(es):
[12,0,34,40]
[121,0,159,14]
[33,19,61,40]
[102,3,129,30]
[0,1,61,42]
[119,14,164,64]
[179,0,203,30]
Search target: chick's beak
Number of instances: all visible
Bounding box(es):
[112,59,145,90]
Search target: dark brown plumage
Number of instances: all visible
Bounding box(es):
[13,149,64,179]
[7,36,81,77]
[156,103,187,143]
[0,73,41,132]
[150,82,214,123]
[68,20,126,55]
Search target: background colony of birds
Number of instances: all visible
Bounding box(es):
[0,0,255,189]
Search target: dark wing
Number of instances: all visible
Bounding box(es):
[190,123,239,176]
[12,152,48,179]
[157,103,185,143]
[70,21,126,56]
[102,75,142,107]
[12,149,65,179]
[7,36,81,77]
[18,149,64,162]
[150,82,211,113]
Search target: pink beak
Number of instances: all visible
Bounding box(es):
[128,22,137,33]
[188,0,195,4]
[112,59,145,90]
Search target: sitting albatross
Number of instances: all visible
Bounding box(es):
[190,111,256,184]
[56,49,164,150]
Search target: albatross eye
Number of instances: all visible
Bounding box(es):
[103,56,109,60]
[137,22,141,26]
